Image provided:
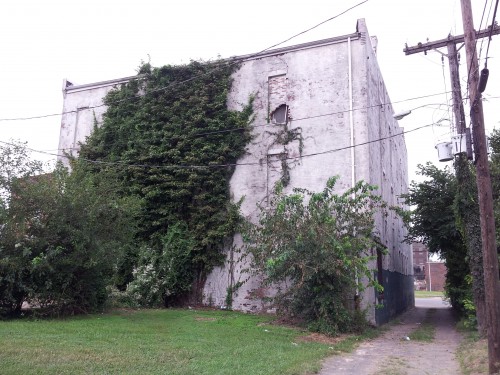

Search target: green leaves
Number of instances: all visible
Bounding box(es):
[0,143,140,316]
[77,60,254,304]
[126,222,196,307]
[245,177,386,335]
[401,162,477,316]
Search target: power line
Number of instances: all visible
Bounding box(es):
[44,98,450,160]
[55,93,454,145]
[0,1,368,123]
[477,0,492,62]
[193,99,448,137]
[485,0,500,66]
[0,121,434,171]
[9,90,494,159]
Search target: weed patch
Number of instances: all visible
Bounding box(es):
[409,309,436,342]
[457,322,488,375]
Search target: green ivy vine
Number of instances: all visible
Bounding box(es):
[267,122,303,187]
[77,60,254,303]
[454,154,484,305]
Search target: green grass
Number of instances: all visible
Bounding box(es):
[0,308,359,375]
[414,290,445,298]
[409,309,436,342]
[456,322,488,375]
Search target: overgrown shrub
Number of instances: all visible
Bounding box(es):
[0,143,139,317]
[244,177,386,335]
[126,223,195,307]
[402,163,473,317]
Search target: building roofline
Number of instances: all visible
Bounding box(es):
[63,75,143,94]
[227,30,360,62]
[63,20,365,94]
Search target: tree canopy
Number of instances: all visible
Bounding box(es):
[0,142,138,316]
[402,163,470,312]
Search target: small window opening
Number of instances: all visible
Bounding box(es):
[271,104,288,125]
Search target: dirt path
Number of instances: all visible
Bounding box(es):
[318,297,462,375]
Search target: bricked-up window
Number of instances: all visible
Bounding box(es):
[268,73,287,123]
[271,104,288,125]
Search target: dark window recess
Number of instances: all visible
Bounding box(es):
[377,248,384,301]
[271,104,288,125]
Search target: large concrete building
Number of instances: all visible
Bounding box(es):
[58,19,413,325]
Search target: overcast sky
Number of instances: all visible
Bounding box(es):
[1,0,499,183]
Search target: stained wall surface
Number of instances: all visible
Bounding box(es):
[57,19,412,325]
[203,19,412,324]
[58,76,138,167]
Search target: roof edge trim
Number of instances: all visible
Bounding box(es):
[63,26,363,92]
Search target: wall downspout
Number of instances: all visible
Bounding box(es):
[348,36,360,306]
[348,37,355,189]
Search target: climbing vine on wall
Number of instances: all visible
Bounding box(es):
[77,60,254,304]
[266,115,303,187]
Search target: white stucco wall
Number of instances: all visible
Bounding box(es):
[57,19,411,324]
[203,20,411,323]
[58,76,138,167]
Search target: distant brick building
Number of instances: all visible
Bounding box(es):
[427,262,446,292]
[411,242,446,292]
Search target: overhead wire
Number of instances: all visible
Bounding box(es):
[3,92,453,159]
[463,0,489,101]
[0,121,435,171]
[19,92,500,155]
[48,92,454,148]
[477,0,492,62]
[41,97,451,157]
[0,0,368,123]
[485,0,500,67]
[439,54,453,133]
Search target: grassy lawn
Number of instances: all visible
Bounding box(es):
[0,308,365,375]
[414,290,445,298]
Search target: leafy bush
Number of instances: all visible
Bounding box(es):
[126,223,195,307]
[0,143,139,316]
[402,163,475,318]
[244,177,386,335]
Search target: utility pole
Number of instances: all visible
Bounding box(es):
[446,40,487,335]
[404,3,500,372]
[446,42,466,134]
[407,36,487,333]
[460,1,500,373]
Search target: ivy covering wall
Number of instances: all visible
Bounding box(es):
[77,60,254,305]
